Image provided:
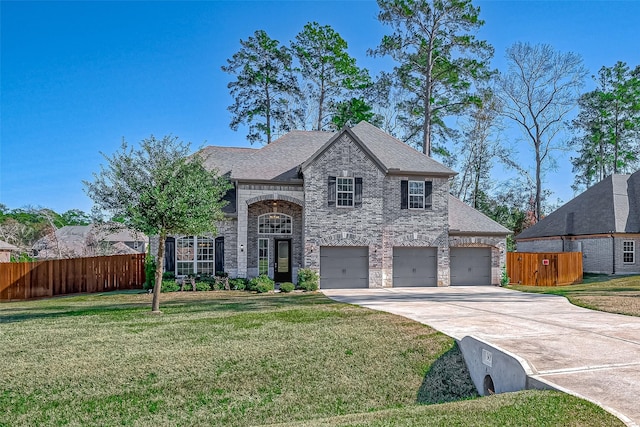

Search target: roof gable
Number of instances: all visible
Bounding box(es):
[300,126,387,173]
[516,170,640,239]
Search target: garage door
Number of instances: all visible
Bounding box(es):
[393,247,437,287]
[450,247,491,286]
[320,247,369,289]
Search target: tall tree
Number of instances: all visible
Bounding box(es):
[222,30,302,144]
[84,135,231,312]
[495,42,587,221]
[292,22,371,131]
[452,89,502,208]
[570,61,640,190]
[371,0,494,156]
[331,98,379,129]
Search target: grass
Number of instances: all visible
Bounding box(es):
[508,274,640,317]
[0,291,622,426]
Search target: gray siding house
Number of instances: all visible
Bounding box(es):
[154,122,510,288]
[516,170,640,275]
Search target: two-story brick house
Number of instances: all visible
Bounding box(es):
[153,121,510,288]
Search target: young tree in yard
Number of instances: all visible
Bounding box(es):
[222,30,302,144]
[84,136,231,313]
[570,62,640,190]
[495,42,587,221]
[292,22,372,131]
[371,0,494,157]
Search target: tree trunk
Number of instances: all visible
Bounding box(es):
[317,72,325,131]
[265,73,272,144]
[535,142,542,222]
[152,230,167,313]
[423,94,431,156]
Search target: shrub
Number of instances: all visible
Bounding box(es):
[195,281,211,291]
[250,274,274,293]
[161,280,180,293]
[279,282,295,293]
[162,271,176,280]
[255,282,273,293]
[144,256,156,290]
[247,277,259,292]
[229,278,247,291]
[500,266,510,287]
[182,282,193,291]
[297,268,319,291]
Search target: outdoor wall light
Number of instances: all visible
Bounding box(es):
[240,244,244,252]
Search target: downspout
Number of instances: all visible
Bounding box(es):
[611,234,616,275]
[561,236,565,252]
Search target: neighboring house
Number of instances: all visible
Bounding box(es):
[515,170,640,275]
[152,121,510,288]
[0,239,20,262]
[33,225,147,259]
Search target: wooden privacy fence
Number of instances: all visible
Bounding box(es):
[507,252,583,286]
[0,254,145,301]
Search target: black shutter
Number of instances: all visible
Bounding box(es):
[164,237,175,273]
[425,181,433,209]
[215,237,224,274]
[401,180,408,209]
[354,177,363,207]
[328,176,336,207]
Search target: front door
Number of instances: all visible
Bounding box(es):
[274,239,292,283]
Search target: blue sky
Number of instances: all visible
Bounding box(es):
[1,0,639,213]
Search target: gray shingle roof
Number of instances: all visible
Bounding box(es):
[200,131,331,181]
[350,122,456,175]
[448,195,511,235]
[198,121,455,181]
[0,239,20,251]
[516,170,640,239]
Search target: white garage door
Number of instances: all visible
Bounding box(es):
[450,247,492,286]
[320,247,369,289]
[393,247,438,287]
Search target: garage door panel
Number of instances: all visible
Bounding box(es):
[393,247,437,287]
[450,247,491,286]
[320,247,369,289]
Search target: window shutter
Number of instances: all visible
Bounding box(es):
[425,181,433,209]
[354,177,363,207]
[401,180,408,209]
[328,176,336,207]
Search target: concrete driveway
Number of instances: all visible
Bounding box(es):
[322,286,640,427]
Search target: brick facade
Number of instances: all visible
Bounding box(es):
[155,128,509,286]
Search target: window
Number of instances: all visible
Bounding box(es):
[337,177,354,207]
[623,241,635,264]
[401,180,433,210]
[258,213,292,234]
[258,238,269,275]
[409,181,424,209]
[328,176,362,208]
[176,236,215,276]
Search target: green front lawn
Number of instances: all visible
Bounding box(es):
[0,291,621,426]
[509,274,640,317]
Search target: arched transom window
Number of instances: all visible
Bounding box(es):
[258,213,292,234]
